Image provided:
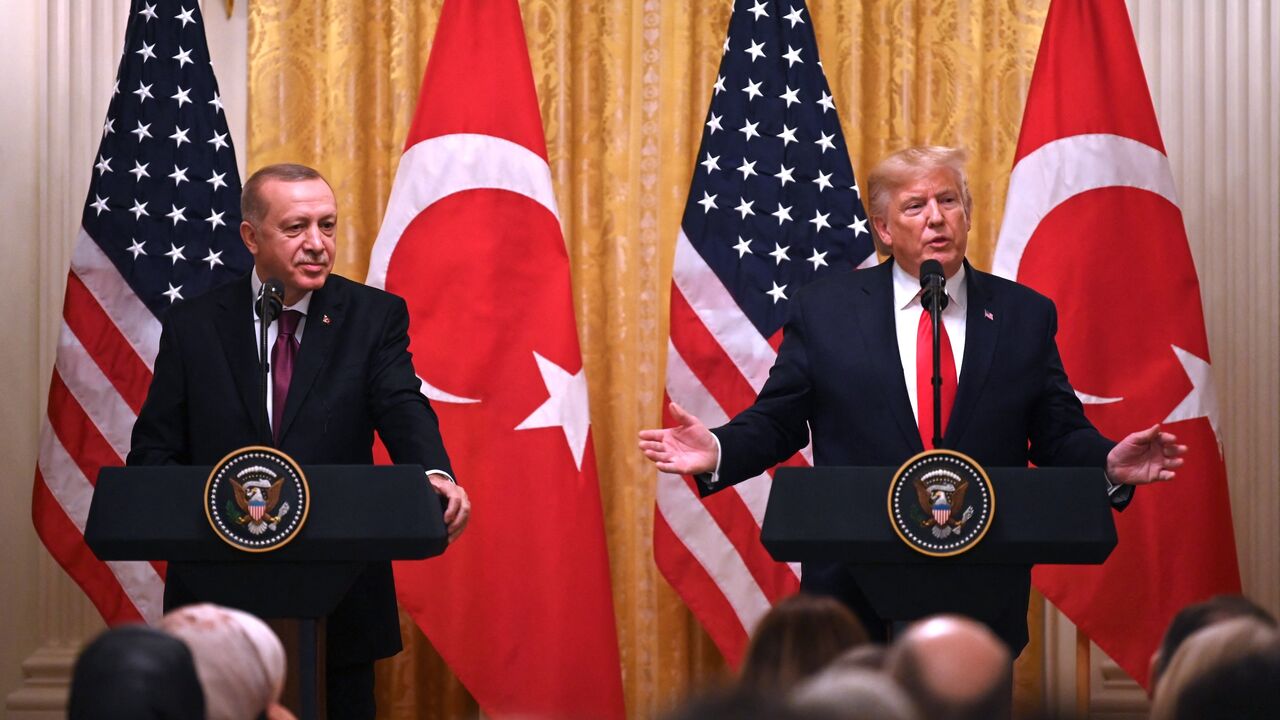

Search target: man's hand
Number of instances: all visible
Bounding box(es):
[637,402,719,475]
[1106,424,1187,485]
[428,473,471,543]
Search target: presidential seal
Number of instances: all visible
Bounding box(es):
[205,446,309,553]
[887,449,994,557]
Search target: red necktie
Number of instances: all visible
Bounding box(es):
[271,309,302,445]
[916,306,956,450]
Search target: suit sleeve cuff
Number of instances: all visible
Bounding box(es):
[1104,471,1133,507]
[694,435,723,488]
[426,469,455,484]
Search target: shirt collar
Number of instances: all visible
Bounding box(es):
[892,260,968,313]
[250,271,312,316]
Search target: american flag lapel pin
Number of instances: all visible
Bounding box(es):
[984,309,994,321]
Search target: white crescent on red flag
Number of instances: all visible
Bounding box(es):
[367,1,624,716]
[995,0,1240,689]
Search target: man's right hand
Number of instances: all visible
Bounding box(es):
[637,401,718,475]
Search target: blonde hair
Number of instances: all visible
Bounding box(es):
[865,146,973,222]
[1150,617,1278,720]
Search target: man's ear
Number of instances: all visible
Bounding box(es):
[240,221,258,256]
[871,215,893,251]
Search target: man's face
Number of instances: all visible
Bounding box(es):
[240,177,337,304]
[872,167,970,278]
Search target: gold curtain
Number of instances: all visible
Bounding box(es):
[247,1,1050,717]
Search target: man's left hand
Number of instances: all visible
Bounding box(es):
[1106,424,1187,485]
[428,473,471,543]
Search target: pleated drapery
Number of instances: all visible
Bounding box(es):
[247,2,1049,717]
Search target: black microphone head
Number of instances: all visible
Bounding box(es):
[255,278,285,321]
[919,260,949,312]
[919,259,945,285]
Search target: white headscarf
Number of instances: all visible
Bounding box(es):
[161,603,287,720]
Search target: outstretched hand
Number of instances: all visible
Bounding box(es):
[638,402,719,476]
[1106,424,1187,486]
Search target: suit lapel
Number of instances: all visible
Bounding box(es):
[945,262,999,448]
[216,275,273,443]
[278,278,343,443]
[852,261,922,452]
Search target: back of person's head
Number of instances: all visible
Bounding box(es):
[1172,637,1280,720]
[824,643,889,673]
[791,667,919,720]
[1150,617,1278,720]
[161,603,288,720]
[1150,594,1275,688]
[886,615,1012,720]
[738,594,870,694]
[68,624,205,719]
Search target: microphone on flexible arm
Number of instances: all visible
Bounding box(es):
[256,278,285,445]
[919,260,948,449]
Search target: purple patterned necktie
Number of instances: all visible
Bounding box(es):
[271,309,303,445]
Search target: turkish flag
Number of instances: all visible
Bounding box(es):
[995,0,1240,689]
[366,1,625,717]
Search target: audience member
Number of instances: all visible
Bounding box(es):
[791,667,919,720]
[1172,636,1280,720]
[68,624,205,719]
[1149,616,1277,720]
[738,594,870,694]
[886,615,1012,720]
[823,643,888,672]
[161,603,296,720]
[1149,593,1275,690]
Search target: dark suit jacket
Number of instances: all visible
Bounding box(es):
[705,259,1122,652]
[128,272,452,665]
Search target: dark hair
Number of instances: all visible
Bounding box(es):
[738,594,870,694]
[1173,639,1280,720]
[240,162,327,225]
[68,625,205,719]
[1153,595,1276,685]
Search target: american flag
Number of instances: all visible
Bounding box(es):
[33,0,250,625]
[652,0,876,663]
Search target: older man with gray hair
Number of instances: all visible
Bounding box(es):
[640,146,1186,655]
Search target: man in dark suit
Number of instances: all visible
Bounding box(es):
[128,163,470,718]
[639,146,1184,655]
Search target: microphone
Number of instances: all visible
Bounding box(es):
[255,278,285,447]
[255,278,285,323]
[919,260,948,449]
[919,259,949,313]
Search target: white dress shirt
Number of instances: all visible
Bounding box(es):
[706,263,968,484]
[706,261,1119,494]
[892,261,967,425]
[249,273,312,434]
[249,274,455,483]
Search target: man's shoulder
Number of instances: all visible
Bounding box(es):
[319,274,412,330]
[162,273,246,322]
[795,258,888,304]
[968,266,1056,312]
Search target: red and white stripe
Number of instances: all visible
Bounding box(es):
[33,229,166,626]
[653,229,806,665]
